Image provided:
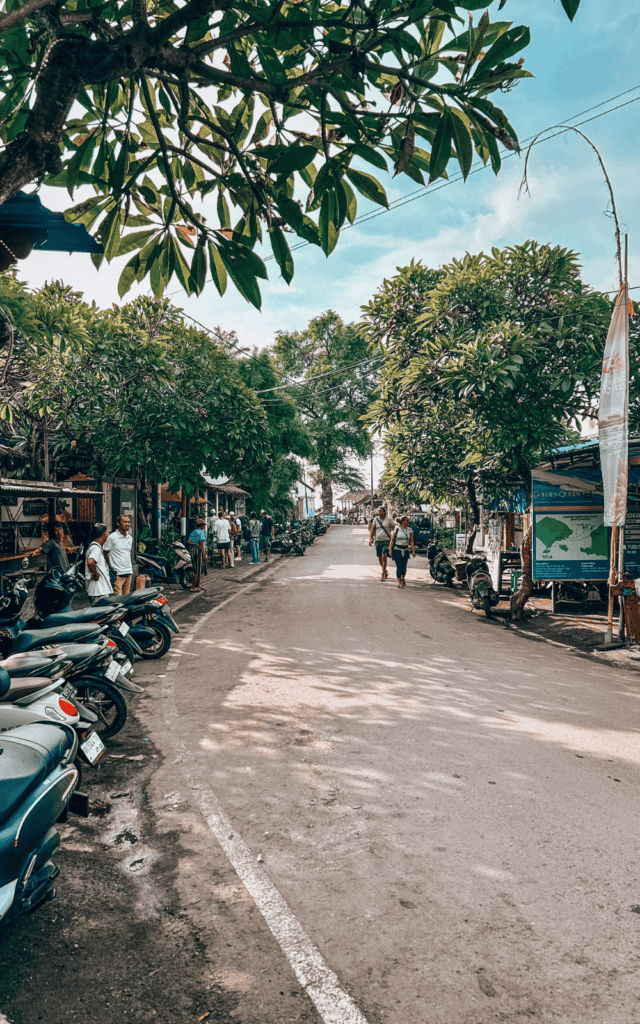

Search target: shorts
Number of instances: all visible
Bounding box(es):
[218,542,230,550]
[260,536,271,551]
[375,541,390,557]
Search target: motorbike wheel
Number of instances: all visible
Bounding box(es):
[180,567,196,591]
[482,596,492,619]
[73,679,127,740]
[109,632,138,664]
[136,621,171,659]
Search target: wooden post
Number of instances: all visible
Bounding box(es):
[605,525,618,644]
[181,491,187,541]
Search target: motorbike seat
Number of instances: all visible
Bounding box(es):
[0,723,70,825]
[41,608,117,628]
[13,624,103,653]
[0,654,58,677]
[94,588,161,607]
[54,643,103,661]
[3,676,61,699]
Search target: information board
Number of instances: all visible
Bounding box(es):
[623,509,640,577]
[532,478,609,581]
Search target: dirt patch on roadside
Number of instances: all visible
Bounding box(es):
[0,718,235,1024]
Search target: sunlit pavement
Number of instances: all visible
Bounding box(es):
[159,525,640,1024]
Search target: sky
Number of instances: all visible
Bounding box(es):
[14,0,640,488]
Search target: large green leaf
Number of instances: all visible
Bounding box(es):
[269,146,318,176]
[319,192,339,256]
[208,242,228,296]
[428,109,453,183]
[450,109,473,180]
[560,0,581,20]
[269,226,294,284]
[344,169,389,208]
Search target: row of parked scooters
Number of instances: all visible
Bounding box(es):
[0,554,179,931]
[271,515,330,556]
[426,538,500,618]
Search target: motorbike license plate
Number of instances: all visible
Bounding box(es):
[105,660,120,682]
[61,681,76,699]
[81,731,105,765]
[121,659,132,675]
[118,621,130,636]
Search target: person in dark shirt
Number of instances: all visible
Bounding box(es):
[260,509,274,561]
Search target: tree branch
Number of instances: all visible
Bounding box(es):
[0,0,54,35]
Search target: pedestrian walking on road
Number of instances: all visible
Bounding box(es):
[389,515,416,588]
[85,522,113,602]
[215,511,234,567]
[248,512,261,563]
[188,517,207,591]
[260,509,274,561]
[104,514,133,594]
[369,505,395,580]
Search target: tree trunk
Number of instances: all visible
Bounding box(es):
[510,525,533,620]
[465,475,480,554]
[321,478,333,513]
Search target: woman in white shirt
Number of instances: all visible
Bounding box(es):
[85,523,114,602]
[389,515,416,589]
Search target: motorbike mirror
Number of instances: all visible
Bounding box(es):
[21,556,29,569]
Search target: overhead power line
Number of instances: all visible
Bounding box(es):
[256,354,382,393]
[264,86,640,261]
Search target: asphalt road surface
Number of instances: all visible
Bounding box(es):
[3,524,640,1024]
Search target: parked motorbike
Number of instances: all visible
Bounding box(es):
[32,564,171,662]
[289,526,306,556]
[137,539,194,591]
[426,539,456,587]
[0,719,89,930]
[0,643,129,740]
[271,525,294,555]
[465,555,500,619]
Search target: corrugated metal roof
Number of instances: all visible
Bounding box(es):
[0,479,102,498]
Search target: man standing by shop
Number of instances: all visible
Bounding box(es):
[104,514,133,594]
[260,509,274,561]
[86,523,114,602]
[369,505,395,580]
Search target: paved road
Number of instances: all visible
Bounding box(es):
[144,524,640,1024]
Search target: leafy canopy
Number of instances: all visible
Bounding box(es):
[273,310,374,506]
[0,0,579,305]
[363,243,623,509]
[0,279,268,491]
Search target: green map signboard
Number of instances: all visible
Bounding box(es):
[532,479,610,580]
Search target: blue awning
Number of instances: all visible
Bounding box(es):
[0,191,102,253]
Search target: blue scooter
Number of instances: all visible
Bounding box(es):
[0,715,88,930]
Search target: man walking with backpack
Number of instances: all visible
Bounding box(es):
[369,505,395,580]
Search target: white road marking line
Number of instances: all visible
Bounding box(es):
[164,570,370,1024]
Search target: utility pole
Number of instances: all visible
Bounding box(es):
[370,445,374,520]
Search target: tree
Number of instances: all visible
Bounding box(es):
[237,348,314,516]
[364,243,628,614]
[0,0,580,304]
[0,284,269,498]
[273,310,373,511]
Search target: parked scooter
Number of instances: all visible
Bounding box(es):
[30,564,170,662]
[0,719,88,930]
[289,526,306,556]
[271,525,293,554]
[426,539,456,587]
[465,555,500,619]
[137,539,194,591]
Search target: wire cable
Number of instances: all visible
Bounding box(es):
[265,90,640,260]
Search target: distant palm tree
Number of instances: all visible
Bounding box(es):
[308,463,365,514]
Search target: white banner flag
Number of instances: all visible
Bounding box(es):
[599,284,629,527]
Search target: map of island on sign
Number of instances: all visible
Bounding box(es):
[535,514,609,562]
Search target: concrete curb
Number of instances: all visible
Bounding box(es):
[170,553,283,615]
